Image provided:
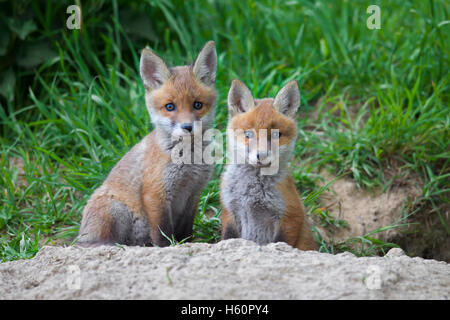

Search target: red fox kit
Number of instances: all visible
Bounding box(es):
[78,41,217,247]
[220,79,317,250]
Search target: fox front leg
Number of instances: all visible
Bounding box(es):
[149,206,175,247]
[173,192,201,243]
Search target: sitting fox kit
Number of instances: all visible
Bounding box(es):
[78,41,217,247]
[220,79,317,250]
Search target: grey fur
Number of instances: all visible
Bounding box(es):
[222,164,288,245]
[222,138,296,245]
[110,201,151,246]
[163,162,212,239]
[156,125,214,237]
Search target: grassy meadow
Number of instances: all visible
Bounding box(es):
[0,0,448,262]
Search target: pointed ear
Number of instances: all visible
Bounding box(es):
[227,79,255,118]
[140,49,171,90]
[273,80,300,118]
[193,41,217,87]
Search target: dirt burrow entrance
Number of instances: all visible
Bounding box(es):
[314,170,421,242]
[311,170,450,261]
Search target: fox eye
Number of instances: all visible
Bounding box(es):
[244,130,255,139]
[193,101,203,110]
[165,103,176,111]
[271,131,281,139]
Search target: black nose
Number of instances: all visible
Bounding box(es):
[181,123,193,132]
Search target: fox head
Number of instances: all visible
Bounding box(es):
[227,79,300,173]
[140,41,217,141]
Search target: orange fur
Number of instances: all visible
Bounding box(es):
[150,67,217,124]
[278,176,317,250]
[230,100,297,148]
[220,180,237,237]
[141,132,171,242]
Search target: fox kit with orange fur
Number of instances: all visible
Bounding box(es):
[220,79,317,250]
[78,41,217,247]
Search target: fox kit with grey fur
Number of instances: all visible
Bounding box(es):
[78,41,217,247]
[220,79,317,250]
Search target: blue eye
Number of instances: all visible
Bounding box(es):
[193,101,203,110]
[165,103,176,111]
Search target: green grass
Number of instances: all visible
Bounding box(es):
[0,0,448,262]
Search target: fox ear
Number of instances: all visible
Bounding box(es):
[140,49,171,90]
[193,41,217,87]
[273,80,300,118]
[228,79,255,117]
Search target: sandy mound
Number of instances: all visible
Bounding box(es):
[1,239,448,299]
